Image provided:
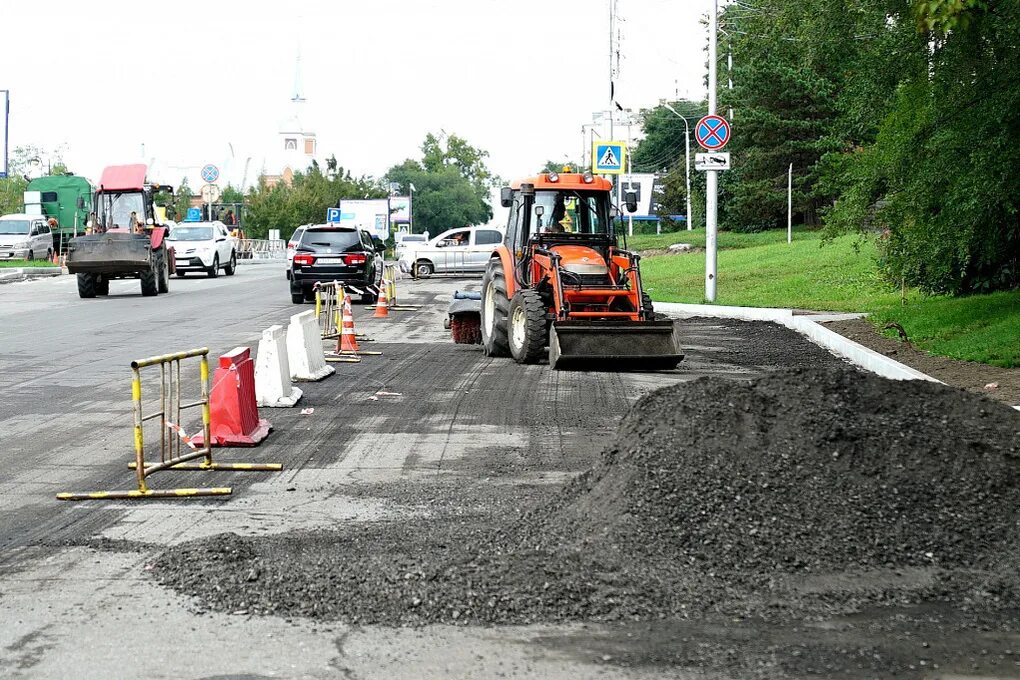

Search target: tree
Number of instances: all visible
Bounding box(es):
[219,184,245,205]
[0,146,52,214]
[630,100,707,227]
[541,160,583,173]
[385,133,496,235]
[173,179,194,222]
[243,159,387,239]
[824,0,1017,293]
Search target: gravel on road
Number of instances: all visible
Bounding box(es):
[154,367,1020,629]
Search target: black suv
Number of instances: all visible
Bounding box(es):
[289,226,386,304]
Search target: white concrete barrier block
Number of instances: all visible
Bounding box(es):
[255,324,303,407]
[287,310,335,382]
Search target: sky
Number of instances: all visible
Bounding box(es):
[1,0,708,191]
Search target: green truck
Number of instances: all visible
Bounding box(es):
[23,175,94,253]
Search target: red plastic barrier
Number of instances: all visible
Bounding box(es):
[192,347,271,447]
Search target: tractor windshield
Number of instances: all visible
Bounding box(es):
[532,190,610,235]
[97,192,146,230]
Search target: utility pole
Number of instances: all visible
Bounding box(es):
[787,163,793,244]
[608,0,615,141]
[706,0,719,302]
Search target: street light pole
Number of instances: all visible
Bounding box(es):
[662,103,694,233]
[706,0,719,302]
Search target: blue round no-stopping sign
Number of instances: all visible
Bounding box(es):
[695,115,731,151]
[201,164,220,183]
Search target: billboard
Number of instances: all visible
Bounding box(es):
[337,199,391,240]
[389,196,411,224]
[0,90,8,178]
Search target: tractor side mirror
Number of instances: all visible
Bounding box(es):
[610,206,619,219]
[625,191,638,214]
[500,186,513,208]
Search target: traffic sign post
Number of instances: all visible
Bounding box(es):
[705,1,722,303]
[592,141,627,175]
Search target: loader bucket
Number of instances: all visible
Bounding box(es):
[548,319,684,371]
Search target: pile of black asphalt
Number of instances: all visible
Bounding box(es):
[154,367,1020,627]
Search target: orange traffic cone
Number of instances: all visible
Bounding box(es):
[338,293,361,354]
[373,287,390,318]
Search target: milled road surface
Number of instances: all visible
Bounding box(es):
[3,264,1011,679]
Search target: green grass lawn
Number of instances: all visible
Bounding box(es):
[0,259,59,268]
[640,227,1019,367]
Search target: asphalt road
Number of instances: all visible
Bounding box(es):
[0,263,867,679]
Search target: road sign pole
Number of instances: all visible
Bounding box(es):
[685,122,692,231]
[706,0,719,302]
[788,163,793,244]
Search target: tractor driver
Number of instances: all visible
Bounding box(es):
[545,193,571,233]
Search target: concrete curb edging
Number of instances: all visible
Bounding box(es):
[0,267,64,282]
[654,302,942,384]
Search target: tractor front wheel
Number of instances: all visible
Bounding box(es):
[140,264,158,296]
[481,261,510,358]
[508,289,548,364]
[76,272,96,299]
[157,250,170,293]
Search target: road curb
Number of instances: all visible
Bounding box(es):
[0,267,64,282]
[237,259,285,266]
[655,302,942,384]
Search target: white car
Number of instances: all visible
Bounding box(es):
[168,221,237,278]
[393,231,428,261]
[398,226,504,277]
[0,214,54,261]
[286,224,310,279]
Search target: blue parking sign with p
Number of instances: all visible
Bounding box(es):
[592,141,627,175]
[326,207,341,223]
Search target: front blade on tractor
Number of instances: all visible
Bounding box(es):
[548,319,684,371]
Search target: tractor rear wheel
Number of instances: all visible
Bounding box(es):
[481,260,510,357]
[76,273,96,299]
[508,289,548,364]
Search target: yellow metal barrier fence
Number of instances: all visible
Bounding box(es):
[57,348,278,501]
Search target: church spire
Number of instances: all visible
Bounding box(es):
[291,49,306,104]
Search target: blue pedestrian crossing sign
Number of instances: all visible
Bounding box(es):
[592,141,628,175]
[326,207,341,223]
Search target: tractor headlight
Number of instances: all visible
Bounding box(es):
[547,172,559,183]
[582,171,594,184]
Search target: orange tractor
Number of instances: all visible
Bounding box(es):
[480,171,683,370]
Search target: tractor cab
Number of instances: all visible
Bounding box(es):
[480,171,682,370]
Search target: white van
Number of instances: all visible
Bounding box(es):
[0,214,54,261]
[397,226,504,277]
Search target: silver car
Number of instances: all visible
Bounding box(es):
[397,226,504,277]
[0,214,54,261]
